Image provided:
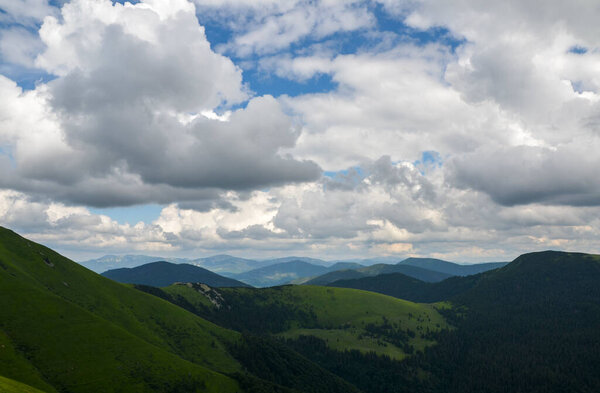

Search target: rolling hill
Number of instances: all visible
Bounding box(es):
[0,227,244,393]
[79,254,189,273]
[260,256,331,267]
[301,263,453,286]
[331,251,600,392]
[329,272,482,302]
[416,251,600,393]
[397,257,507,276]
[299,269,368,285]
[0,227,361,393]
[135,281,452,393]
[5,225,600,393]
[189,254,271,274]
[147,284,449,361]
[357,263,453,282]
[230,260,331,287]
[102,261,250,287]
[299,258,505,287]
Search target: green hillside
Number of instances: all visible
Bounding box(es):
[403,251,600,393]
[0,227,377,393]
[157,284,449,360]
[0,227,244,393]
[0,375,49,393]
[7,225,596,393]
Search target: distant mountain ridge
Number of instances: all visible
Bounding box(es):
[231,260,370,287]
[398,257,508,276]
[80,254,189,273]
[82,253,508,287]
[81,254,333,275]
[189,255,268,274]
[102,261,251,288]
[300,264,450,286]
[230,260,329,287]
[299,257,506,286]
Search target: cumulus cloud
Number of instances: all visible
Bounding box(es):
[0,0,319,207]
[396,0,600,206]
[274,44,516,169]
[5,154,600,262]
[448,142,600,206]
[272,0,600,208]
[4,0,600,261]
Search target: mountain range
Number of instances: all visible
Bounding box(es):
[78,254,188,273]
[3,225,599,392]
[226,260,369,287]
[81,253,507,288]
[137,250,600,393]
[0,226,364,393]
[102,261,250,288]
[295,257,507,287]
[80,254,332,274]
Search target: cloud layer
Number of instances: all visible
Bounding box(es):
[0,0,320,207]
[2,0,600,261]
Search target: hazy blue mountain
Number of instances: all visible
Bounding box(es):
[231,260,329,287]
[326,262,364,271]
[189,254,273,274]
[332,256,402,266]
[357,263,453,282]
[82,254,331,276]
[398,257,508,276]
[329,272,481,302]
[80,254,189,273]
[289,262,365,284]
[102,261,251,287]
[302,263,451,285]
[302,269,368,285]
[260,256,331,267]
[301,258,505,286]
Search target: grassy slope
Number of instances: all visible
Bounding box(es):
[0,227,241,393]
[276,286,447,358]
[0,330,58,393]
[0,375,49,393]
[164,284,449,360]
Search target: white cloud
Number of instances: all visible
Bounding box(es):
[0,27,45,67]
[196,0,375,56]
[0,0,57,25]
[4,0,600,261]
[0,0,319,207]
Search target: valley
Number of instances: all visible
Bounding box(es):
[2,226,600,393]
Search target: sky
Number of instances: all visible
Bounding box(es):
[1,0,600,262]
